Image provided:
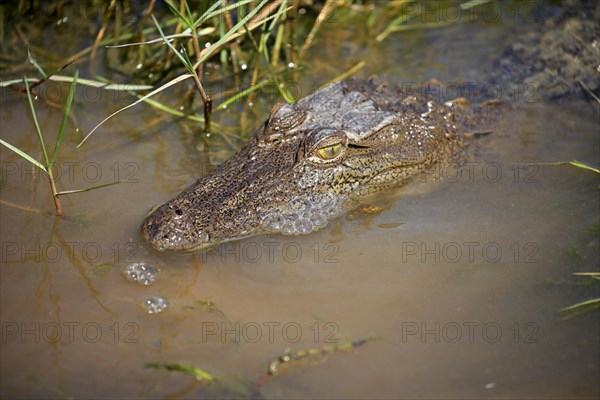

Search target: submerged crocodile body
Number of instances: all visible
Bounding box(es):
[142,1,598,252]
[142,79,483,251]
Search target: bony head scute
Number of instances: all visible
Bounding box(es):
[306,129,348,165]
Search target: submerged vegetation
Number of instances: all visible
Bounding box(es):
[143,335,378,397]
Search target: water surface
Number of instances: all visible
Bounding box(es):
[1,2,599,399]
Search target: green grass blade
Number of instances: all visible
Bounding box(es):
[216,79,270,110]
[105,28,217,48]
[192,0,269,70]
[193,0,226,26]
[23,77,49,167]
[143,362,214,382]
[55,180,122,196]
[201,0,257,22]
[0,139,47,173]
[560,298,600,319]
[541,160,600,174]
[50,75,153,91]
[183,0,193,21]
[134,93,206,123]
[278,83,296,104]
[0,78,28,87]
[567,160,600,174]
[1,76,153,91]
[163,0,193,27]
[376,11,414,42]
[329,60,367,83]
[49,70,78,167]
[77,73,193,148]
[27,47,47,78]
[93,76,209,124]
[460,0,493,10]
[266,0,288,35]
[578,80,600,103]
[561,298,600,311]
[152,14,195,74]
[385,20,456,32]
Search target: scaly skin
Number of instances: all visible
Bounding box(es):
[142,1,598,251]
[142,79,469,251]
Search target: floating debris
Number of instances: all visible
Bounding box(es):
[181,299,229,321]
[87,263,111,278]
[377,222,404,229]
[262,336,379,380]
[122,263,158,286]
[141,296,169,314]
[143,362,214,382]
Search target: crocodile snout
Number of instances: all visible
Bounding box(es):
[142,203,207,251]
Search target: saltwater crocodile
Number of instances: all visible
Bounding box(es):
[142,79,488,251]
[142,1,599,252]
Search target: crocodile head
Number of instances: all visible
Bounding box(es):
[142,80,460,251]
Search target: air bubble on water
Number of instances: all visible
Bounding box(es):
[295,218,313,234]
[241,64,248,70]
[122,263,158,286]
[281,222,295,235]
[260,195,344,235]
[136,63,143,70]
[141,296,169,314]
[310,213,328,229]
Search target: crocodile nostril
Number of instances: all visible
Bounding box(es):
[144,222,158,238]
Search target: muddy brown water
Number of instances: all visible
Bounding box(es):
[1,3,599,399]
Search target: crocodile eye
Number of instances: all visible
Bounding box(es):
[316,143,343,160]
[306,130,348,165]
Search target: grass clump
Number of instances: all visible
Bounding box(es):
[1,70,120,216]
